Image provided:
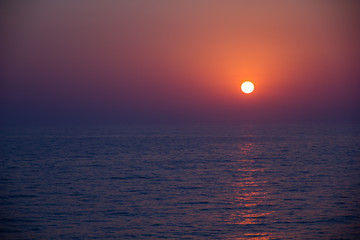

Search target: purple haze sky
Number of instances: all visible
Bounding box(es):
[1,1,360,125]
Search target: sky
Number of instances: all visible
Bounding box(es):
[1,0,360,125]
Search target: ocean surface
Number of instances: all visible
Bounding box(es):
[0,124,359,239]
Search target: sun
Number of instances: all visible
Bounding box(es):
[241,81,254,94]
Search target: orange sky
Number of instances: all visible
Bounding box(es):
[1,1,359,124]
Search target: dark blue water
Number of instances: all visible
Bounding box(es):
[1,124,359,239]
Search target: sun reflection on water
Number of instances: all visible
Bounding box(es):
[234,233,272,240]
[225,143,275,239]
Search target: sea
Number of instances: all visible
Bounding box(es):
[0,124,359,239]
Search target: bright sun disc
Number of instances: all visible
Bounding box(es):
[241,81,254,94]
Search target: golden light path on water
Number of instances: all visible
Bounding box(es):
[226,143,277,240]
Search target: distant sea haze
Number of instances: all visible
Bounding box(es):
[1,124,359,239]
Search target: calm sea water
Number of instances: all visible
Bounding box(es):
[1,124,359,239]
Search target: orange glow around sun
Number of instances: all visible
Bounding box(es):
[241,81,254,94]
